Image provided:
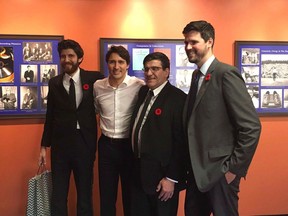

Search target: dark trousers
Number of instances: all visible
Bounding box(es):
[130,159,179,216]
[51,130,95,216]
[98,134,133,216]
[185,168,240,216]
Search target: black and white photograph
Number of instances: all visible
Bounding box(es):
[246,85,259,108]
[261,88,282,108]
[40,85,48,109]
[40,64,57,83]
[241,48,260,65]
[175,69,193,93]
[20,86,38,110]
[21,64,38,83]
[242,66,259,83]
[0,86,17,110]
[23,42,52,62]
[261,54,288,86]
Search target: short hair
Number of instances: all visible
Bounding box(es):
[105,46,130,65]
[182,20,215,46]
[143,52,170,70]
[57,39,84,59]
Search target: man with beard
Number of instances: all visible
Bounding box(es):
[39,39,103,216]
[182,20,261,216]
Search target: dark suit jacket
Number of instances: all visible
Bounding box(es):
[183,58,261,192]
[41,69,104,155]
[131,82,187,194]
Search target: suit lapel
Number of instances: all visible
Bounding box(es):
[56,73,69,98]
[193,59,218,109]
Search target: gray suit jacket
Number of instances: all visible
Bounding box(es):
[183,58,261,192]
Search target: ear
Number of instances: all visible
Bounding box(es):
[165,68,170,79]
[78,57,83,64]
[207,38,214,48]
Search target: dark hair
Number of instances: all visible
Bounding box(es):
[143,52,170,70]
[57,39,84,59]
[105,46,130,65]
[182,20,215,47]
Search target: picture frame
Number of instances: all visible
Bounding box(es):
[0,34,64,119]
[100,38,197,94]
[234,41,288,116]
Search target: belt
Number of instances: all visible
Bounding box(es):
[101,134,129,143]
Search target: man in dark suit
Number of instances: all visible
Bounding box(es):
[24,65,34,82]
[39,39,103,216]
[182,20,261,216]
[130,52,186,216]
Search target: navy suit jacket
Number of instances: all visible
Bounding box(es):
[41,69,104,155]
[183,58,261,192]
[131,82,187,194]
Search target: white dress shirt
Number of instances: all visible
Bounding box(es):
[93,74,144,138]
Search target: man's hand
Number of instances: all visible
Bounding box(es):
[39,146,47,166]
[156,178,175,201]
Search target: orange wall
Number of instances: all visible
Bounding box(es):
[1,0,288,215]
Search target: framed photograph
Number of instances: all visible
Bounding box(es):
[100,38,197,94]
[235,41,288,115]
[0,34,63,119]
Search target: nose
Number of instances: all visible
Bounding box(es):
[186,43,193,50]
[145,69,153,75]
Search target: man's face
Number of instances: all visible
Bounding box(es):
[184,30,213,67]
[144,60,169,90]
[60,49,82,75]
[107,53,129,82]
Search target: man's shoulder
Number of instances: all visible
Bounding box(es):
[126,75,145,86]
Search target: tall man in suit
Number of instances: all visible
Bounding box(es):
[130,52,186,216]
[182,20,261,216]
[39,39,103,216]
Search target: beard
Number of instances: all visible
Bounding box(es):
[186,46,208,65]
[61,62,79,75]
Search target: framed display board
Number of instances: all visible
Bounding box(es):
[0,34,63,119]
[235,41,288,115]
[100,38,197,94]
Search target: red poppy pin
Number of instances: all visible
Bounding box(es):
[155,108,162,116]
[83,84,89,90]
[205,74,211,81]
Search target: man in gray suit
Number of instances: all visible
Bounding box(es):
[182,20,261,216]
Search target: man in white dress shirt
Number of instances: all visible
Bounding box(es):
[93,45,144,216]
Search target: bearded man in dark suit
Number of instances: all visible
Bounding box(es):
[182,20,261,216]
[39,39,103,216]
[130,52,186,216]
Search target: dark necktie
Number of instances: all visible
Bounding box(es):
[187,69,201,118]
[133,90,154,158]
[69,78,76,109]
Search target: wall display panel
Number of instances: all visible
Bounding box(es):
[0,35,63,119]
[100,38,197,93]
[235,41,288,116]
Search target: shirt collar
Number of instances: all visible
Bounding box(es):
[64,68,81,84]
[106,73,130,88]
[199,55,215,76]
[150,80,168,96]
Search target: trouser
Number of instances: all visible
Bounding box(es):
[98,134,133,216]
[51,130,95,216]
